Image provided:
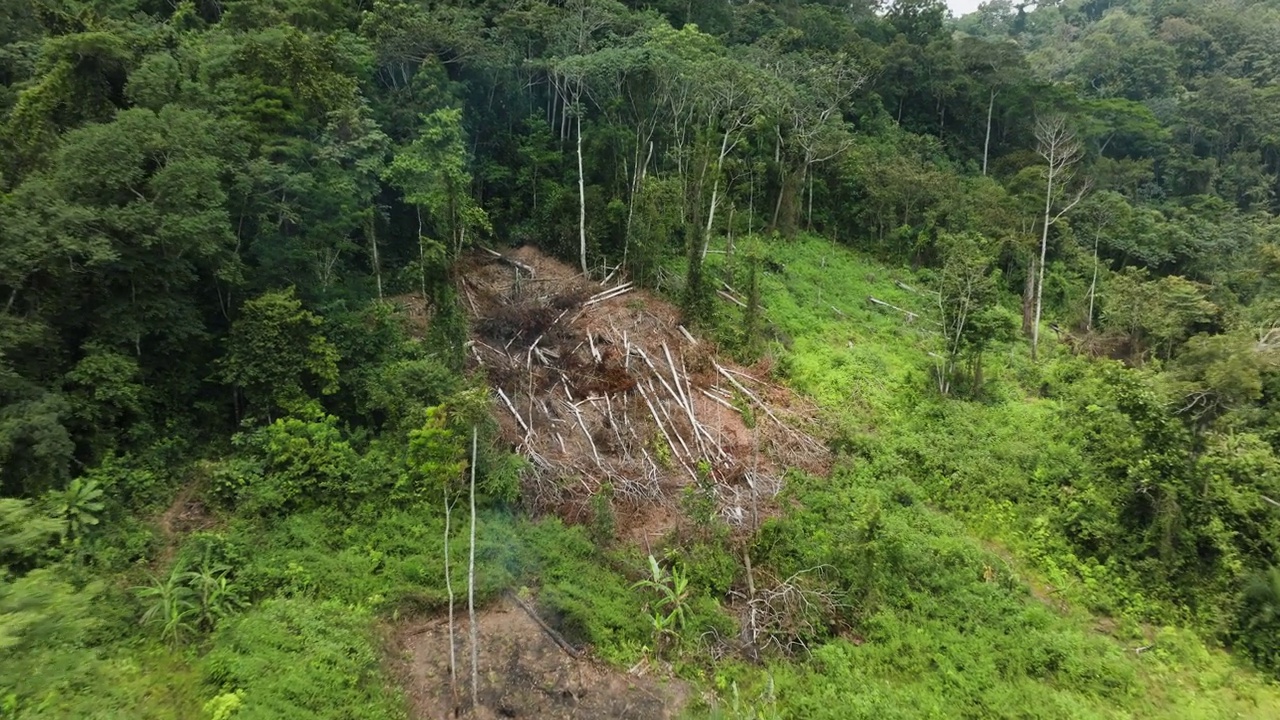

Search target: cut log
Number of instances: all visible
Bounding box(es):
[868,296,916,321]
[715,363,784,428]
[584,282,633,306]
[497,388,531,435]
[718,290,747,308]
[637,384,696,480]
[566,401,602,469]
[700,388,740,412]
[479,245,536,276]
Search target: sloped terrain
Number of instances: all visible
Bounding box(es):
[459,246,827,542]
[392,596,689,720]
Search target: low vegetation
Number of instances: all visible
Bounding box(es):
[5,1,1280,718]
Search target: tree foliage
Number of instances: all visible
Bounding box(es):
[5,0,1280,714]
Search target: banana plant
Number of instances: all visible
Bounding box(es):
[188,559,245,632]
[136,564,197,647]
[55,478,105,539]
[632,554,690,645]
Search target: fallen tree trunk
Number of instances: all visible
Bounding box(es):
[507,591,582,658]
[479,246,536,277]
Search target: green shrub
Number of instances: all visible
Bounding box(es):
[203,597,405,720]
[214,406,365,514]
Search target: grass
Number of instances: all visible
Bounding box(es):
[9,234,1280,719]
[693,234,1280,718]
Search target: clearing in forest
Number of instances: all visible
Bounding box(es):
[457,245,827,543]
[391,595,689,720]
[388,246,829,719]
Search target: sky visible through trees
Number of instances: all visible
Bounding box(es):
[948,0,987,15]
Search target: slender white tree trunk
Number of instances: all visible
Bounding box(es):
[368,218,383,299]
[1033,153,1055,361]
[577,110,588,275]
[807,170,814,230]
[702,129,733,259]
[1087,230,1100,332]
[417,208,427,302]
[983,89,995,176]
[468,427,479,709]
[444,488,456,685]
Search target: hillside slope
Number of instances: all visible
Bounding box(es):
[685,235,1280,718]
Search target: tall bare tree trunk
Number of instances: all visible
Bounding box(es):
[367,217,383,300]
[625,140,653,268]
[417,208,427,303]
[577,110,588,275]
[468,427,479,709]
[807,170,814,230]
[983,89,995,176]
[1022,255,1036,337]
[1033,178,1053,360]
[702,130,733,259]
[444,488,456,687]
[1087,230,1100,332]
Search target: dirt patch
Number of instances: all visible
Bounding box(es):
[440,246,829,545]
[154,481,216,568]
[390,598,689,720]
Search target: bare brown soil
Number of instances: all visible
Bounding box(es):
[453,245,828,541]
[154,478,215,568]
[388,247,831,719]
[390,597,690,720]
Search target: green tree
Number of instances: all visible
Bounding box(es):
[934,232,1015,396]
[1102,268,1217,361]
[219,288,339,419]
[385,108,488,300]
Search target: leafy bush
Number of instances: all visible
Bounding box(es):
[203,597,405,720]
[214,405,364,514]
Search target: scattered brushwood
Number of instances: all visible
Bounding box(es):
[731,567,847,660]
[457,245,828,541]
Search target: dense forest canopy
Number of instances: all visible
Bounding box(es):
[5,0,1280,717]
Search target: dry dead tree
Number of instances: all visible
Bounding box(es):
[733,566,844,659]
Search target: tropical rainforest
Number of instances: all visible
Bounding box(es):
[4,0,1280,717]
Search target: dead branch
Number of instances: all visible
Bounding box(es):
[507,591,582,658]
[497,388,531,435]
[718,290,748,308]
[734,566,844,659]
